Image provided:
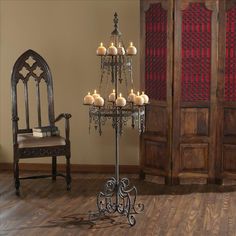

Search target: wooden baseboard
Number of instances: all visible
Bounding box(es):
[0,162,140,174]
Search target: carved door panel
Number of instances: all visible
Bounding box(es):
[217,0,236,182]
[172,0,218,183]
[140,0,173,183]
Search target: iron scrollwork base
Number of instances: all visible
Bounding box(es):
[89,177,144,226]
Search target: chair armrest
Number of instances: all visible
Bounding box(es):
[54,113,72,142]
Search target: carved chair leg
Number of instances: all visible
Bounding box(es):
[215,178,223,185]
[165,176,172,185]
[66,155,71,191]
[52,156,57,181]
[172,177,180,185]
[14,159,20,196]
[139,170,146,180]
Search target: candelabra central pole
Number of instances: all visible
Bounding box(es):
[114,55,120,207]
[115,123,119,203]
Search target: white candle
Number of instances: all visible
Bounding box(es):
[92,90,100,99]
[126,42,137,55]
[141,91,149,104]
[128,89,136,103]
[108,89,116,102]
[94,96,104,107]
[117,43,125,55]
[83,92,94,105]
[107,42,118,55]
[134,91,144,106]
[116,93,126,107]
[96,42,106,56]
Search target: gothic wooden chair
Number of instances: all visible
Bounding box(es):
[11,49,72,195]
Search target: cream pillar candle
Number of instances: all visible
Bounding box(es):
[94,96,104,107]
[116,93,126,107]
[126,42,137,55]
[96,42,106,56]
[108,89,116,102]
[117,43,125,55]
[134,91,144,106]
[141,91,149,104]
[92,90,100,99]
[107,42,118,55]
[83,92,94,105]
[128,89,136,102]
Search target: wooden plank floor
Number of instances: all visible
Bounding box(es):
[1,171,236,236]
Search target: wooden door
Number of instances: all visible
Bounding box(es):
[140,0,173,184]
[172,0,218,184]
[217,0,236,183]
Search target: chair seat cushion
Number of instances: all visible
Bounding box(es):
[17,133,66,148]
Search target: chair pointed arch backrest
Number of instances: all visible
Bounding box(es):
[11,49,55,131]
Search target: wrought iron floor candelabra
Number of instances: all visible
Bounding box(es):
[84,13,147,226]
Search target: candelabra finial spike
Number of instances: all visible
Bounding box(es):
[114,12,118,28]
[111,12,121,36]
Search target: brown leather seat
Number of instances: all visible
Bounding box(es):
[17,133,66,148]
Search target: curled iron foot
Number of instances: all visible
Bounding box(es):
[90,177,143,226]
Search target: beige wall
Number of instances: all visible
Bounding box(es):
[0,0,140,165]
